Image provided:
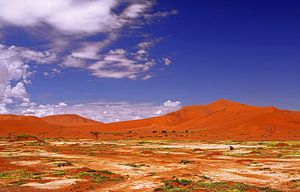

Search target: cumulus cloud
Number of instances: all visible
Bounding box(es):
[11,100,182,123]
[163,100,181,107]
[57,102,68,107]
[0,44,56,109]
[0,104,8,113]
[0,0,120,34]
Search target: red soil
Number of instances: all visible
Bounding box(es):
[1,99,300,140]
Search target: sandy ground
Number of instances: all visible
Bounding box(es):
[0,137,299,191]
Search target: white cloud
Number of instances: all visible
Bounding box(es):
[137,40,158,50]
[0,1,175,81]
[154,110,164,115]
[0,1,178,117]
[11,100,182,123]
[57,102,68,107]
[163,100,181,107]
[0,44,56,106]
[123,2,150,19]
[5,82,28,101]
[71,34,118,60]
[0,0,118,34]
[144,10,178,20]
[63,55,86,68]
[136,49,147,55]
[142,74,153,80]
[71,44,102,60]
[0,0,153,36]
[163,57,172,66]
[0,104,8,113]
[65,48,156,79]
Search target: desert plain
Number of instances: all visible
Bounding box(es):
[0,100,299,192]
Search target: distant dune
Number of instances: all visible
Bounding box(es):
[42,114,103,126]
[1,99,300,140]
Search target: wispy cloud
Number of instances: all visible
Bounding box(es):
[163,57,172,66]
[0,1,177,116]
[0,0,175,80]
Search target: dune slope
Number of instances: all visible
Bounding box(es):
[105,99,300,140]
[0,99,300,140]
[42,114,103,126]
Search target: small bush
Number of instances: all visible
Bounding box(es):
[179,160,193,164]
[100,170,113,175]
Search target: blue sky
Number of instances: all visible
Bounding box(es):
[0,0,299,121]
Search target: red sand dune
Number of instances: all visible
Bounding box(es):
[42,114,103,126]
[0,99,300,140]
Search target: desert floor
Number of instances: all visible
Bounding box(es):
[0,136,299,192]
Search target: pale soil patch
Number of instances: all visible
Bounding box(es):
[131,181,157,189]
[219,155,300,162]
[22,179,81,189]
[156,151,188,155]
[0,150,80,159]
[133,143,258,150]
[204,169,269,184]
[11,160,42,166]
[49,140,126,146]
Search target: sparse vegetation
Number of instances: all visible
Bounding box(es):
[90,131,101,140]
[199,175,211,180]
[92,174,109,183]
[247,162,262,167]
[155,179,281,192]
[0,170,42,180]
[119,163,146,168]
[25,141,46,146]
[55,161,73,167]
[16,134,32,140]
[76,171,108,183]
[13,134,41,141]
[52,170,66,176]
[148,172,156,176]
[13,179,27,186]
[99,170,113,175]
[154,178,192,192]
[179,160,193,164]
[138,140,168,145]
[0,138,296,191]
[260,167,272,171]
[74,169,122,184]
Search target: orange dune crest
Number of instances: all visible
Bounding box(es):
[1,99,300,140]
[42,114,104,126]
